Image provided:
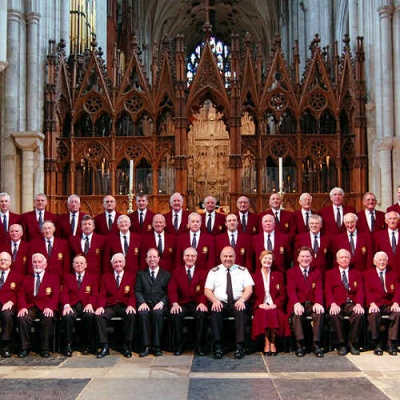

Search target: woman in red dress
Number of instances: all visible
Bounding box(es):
[251,250,287,355]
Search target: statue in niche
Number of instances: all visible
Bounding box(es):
[241,112,255,135]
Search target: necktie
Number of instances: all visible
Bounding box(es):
[266,233,272,251]
[108,214,113,231]
[342,270,349,291]
[38,211,43,230]
[77,274,82,288]
[0,271,4,289]
[192,233,197,248]
[71,213,76,234]
[230,233,236,248]
[12,242,17,263]
[336,208,341,228]
[84,236,89,255]
[123,235,128,255]
[139,212,144,228]
[370,212,375,233]
[116,274,120,288]
[241,214,247,232]
[379,271,386,292]
[305,211,309,230]
[157,234,163,255]
[207,213,212,232]
[151,270,155,283]
[47,239,52,257]
[349,233,355,255]
[174,213,179,231]
[275,211,280,225]
[392,231,397,254]
[313,235,319,255]
[187,268,192,283]
[226,269,234,304]
[303,268,308,281]
[34,273,41,296]
[2,214,7,233]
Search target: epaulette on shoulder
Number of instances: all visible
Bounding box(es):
[212,266,220,272]
[238,265,246,271]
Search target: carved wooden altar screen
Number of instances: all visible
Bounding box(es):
[44,32,367,215]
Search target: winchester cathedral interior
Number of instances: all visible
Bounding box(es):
[0,0,399,215]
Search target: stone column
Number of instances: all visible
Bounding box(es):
[12,132,45,212]
[0,1,8,72]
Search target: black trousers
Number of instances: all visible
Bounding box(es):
[292,302,324,343]
[138,306,167,348]
[169,302,207,349]
[329,303,364,345]
[368,305,400,342]
[0,306,15,342]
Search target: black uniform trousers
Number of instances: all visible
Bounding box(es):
[0,306,15,342]
[368,305,400,341]
[138,306,167,348]
[292,302,324,343]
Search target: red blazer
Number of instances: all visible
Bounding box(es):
[0,212,21,242]
[294,232,332,273]
[235,212,258,235]
[318,205,356,236]
[0,270,24,305]
[364,268,400,307]
[94,212,122,236]
[0,240,31,276]
[140,232,176,272]
[252,269,286,311]
[356,210,386,234]
[175,232,215,270]
[163,210,190,235]
[60,272,98,308]
[325,268,364,307]
[168,266,208,306]
[103,232,142,274]
[289,209,318,237]
[29,237,71,278]
[331,231,373,272]
[21,210,58,242]
[18,271,60,311]
[200,212,226,236]
[96,272,136,308]
[286,266,324,313]
[57,212,85,239]
[215,232,252,271]
[258,209,293,235]
[387,203,400,213]
[372,230,400,275]
[252,231,292,272]
[69,233,106,277]
[128,209,155,234]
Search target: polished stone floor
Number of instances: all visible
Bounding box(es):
[0,348,399,400]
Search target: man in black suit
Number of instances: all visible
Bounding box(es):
[135,248,171,357]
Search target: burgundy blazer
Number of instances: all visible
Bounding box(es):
[21,210,58,242]
[0,240,31,276]
[294,232,332,273]
[29,237,71,278]
[57,212,85,239]
[364,268,400,307]
[258,209,293,235]
[94,212,122,237]
[60,272,98,308]
[252,269,286,311]
[174,232,216,270]
[325,268,364,307]
[318,205,356,236]
[0,212,21,242]
[140,232,176,272]
[97,272,136,308]
[286,266,324,313]
[0,270,24,305]
[215,232,252,271]
[69,233,106,277]
[373,230,400,275]
[163,210,190,235]
[331,231,373,272]
[128,209,155,234]
[387,203,400,213]
[252,231,292,272]
[103,232,142,275]
[235,212,258,235]
[200,212,226,236]
[289,210,317,236]
[168,266,208,306]
[18,271,60,311]
[356,210,386,234]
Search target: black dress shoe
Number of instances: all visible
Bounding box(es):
[195,348,205,356]
[264,351,271,356]
[122,348,132,358]
[139,347,151,358]
[64,344,73,357]
[18,349,30,358]
[2,347,11,358]
[337,346,348,356]
[41,351,51,358]
[295,347,305,357]
[213,344,223,359]
[174,346,183,356]
[81,346,90,355]
[96,347,110,358]
[234,344,245,359]
[313,346,324,358]
[387,345,398,356]
[153,347,163,357]
[374,346,383,356]
[349,345,360,356]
